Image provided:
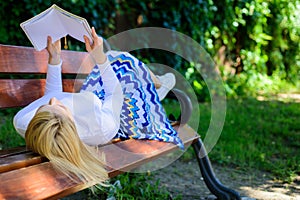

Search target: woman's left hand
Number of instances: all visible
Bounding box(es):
[46,36,61,65]
[84,27,107,64]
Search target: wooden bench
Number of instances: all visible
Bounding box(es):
[0,44,241,200]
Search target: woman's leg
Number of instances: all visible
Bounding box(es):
[149,70,162,89]
[106,51,183,149]
[149,70,176,100]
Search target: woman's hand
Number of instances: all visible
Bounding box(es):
[46,36,61,65]
[84,27,107,64]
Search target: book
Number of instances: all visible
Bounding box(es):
[20,4,92,51]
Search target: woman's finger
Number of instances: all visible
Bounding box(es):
[53,39,61,50]
[91,27,97,39]
[47,36,52,50]
[84,35,92,52]
[91,27,103,47]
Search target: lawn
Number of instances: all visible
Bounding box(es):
[162,96,300,183]
[196,97,300,183]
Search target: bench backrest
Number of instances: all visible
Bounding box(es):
[0,44,95,108]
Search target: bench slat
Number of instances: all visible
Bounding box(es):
[0,44,93,74]
[0,146,27,158]
[0,79,83,108]
[0,162,87,200]
[106,126,197,177]
[0,152,45,173]
[0,125,198,200]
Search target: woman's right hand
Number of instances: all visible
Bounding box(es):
[84,27,107,64]
[46,36,61,65]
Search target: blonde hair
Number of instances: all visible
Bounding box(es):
[25,111,108,186]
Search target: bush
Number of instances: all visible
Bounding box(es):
[1,0,299,99]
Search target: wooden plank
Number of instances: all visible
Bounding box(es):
[0,152,45,173]
[0,162,88,200]
[0,79,45,108]
[0,125,199,200]
[0,79,84,108]
[105,125,198,177]
[0,44,94,74]
[0,146,27,158]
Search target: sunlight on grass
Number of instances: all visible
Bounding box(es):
[199,98,300,183]
[164,97,300,183]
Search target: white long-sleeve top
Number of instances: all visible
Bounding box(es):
[13,58,123,146]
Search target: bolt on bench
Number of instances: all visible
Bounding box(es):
[0,44,241,200]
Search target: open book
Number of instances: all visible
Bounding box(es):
[20,4,92,51]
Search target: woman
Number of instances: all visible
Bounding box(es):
[13,28,182,185]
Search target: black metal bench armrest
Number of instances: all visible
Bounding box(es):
[166,88,193,125]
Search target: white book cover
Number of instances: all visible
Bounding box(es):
[20,4,92,51]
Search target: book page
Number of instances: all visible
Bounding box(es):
[21,4,93,51]
[22,9,66,51]
[56,10,92,43]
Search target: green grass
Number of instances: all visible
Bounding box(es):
[197,98,300,183]
[0,108,25,150]
[163,97,300,183]
[63,173,178,199]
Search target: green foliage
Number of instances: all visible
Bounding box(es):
[1,0,299,100]
[223,71,299,97]
[209,0,300,97]
[116,0,300,98]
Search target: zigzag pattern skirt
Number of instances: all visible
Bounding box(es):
[81,51,184,149]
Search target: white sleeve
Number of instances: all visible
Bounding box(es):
[79,57,123,145]
[95,57,123,144]
[45,61,63,95]
[13,61,63,137]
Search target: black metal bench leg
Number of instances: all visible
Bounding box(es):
[192,138,241,200]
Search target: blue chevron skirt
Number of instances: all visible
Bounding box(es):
[81,51,184,149]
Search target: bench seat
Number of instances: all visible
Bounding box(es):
[0,125,198,199]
